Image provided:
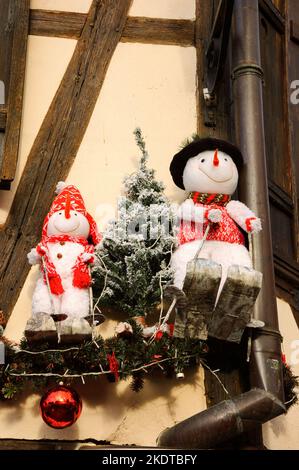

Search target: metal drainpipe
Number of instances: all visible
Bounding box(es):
[157,0,285,449]
[232,0,284,401]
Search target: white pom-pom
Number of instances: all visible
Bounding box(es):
[27,248,41,265]
[207,208,222,223]
[55,181,67,194]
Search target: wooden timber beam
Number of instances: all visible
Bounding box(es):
[122,16,195,46]
[195,0,230,138]
[0,0,29,183]
[0,108,7,131]
[0,0,132,321]
[29,9,86,39]
[29,9,195,46]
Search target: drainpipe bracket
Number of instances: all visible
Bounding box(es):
[203,87,217,106]
[203,88,217,128]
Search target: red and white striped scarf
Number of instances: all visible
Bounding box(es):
[190,192,231,206]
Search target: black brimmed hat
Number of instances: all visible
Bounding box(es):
[170,137,243,190]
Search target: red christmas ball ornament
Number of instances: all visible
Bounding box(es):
[40,385,82,429]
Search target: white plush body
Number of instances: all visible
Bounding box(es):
[172,240,252,293]
[171,149,261,303]
[32,241,89,318]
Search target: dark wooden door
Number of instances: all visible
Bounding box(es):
[259,0,299,312]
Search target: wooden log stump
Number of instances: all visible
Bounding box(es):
[174,259,221,340]
[25,313,58,344]
[208,265,263,343]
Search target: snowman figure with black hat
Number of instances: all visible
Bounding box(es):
[169,137,263,342]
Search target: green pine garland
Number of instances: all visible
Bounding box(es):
[283,361,299,410]
[0,320,207,400]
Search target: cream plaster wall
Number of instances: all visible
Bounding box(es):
[263,298,299,450]
[67,42,195,227]
[0,361,206,445]
[130,0,195,19]
[1,12,202,444]
[30,0,195,19]
[30,0,92,13]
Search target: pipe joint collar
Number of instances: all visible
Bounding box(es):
[232,63,264,80]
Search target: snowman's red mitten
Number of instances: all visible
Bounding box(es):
[36,244,48,256]
[73,251,93,288]
[206,208,222,224]
[226,200,262,234]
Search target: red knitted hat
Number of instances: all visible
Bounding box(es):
[42,182,101,245]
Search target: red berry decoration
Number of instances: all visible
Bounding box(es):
[40,385,82,429]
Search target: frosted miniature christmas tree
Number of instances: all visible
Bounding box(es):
[93,128,176,320]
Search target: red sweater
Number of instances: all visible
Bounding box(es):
[179,203,245,246]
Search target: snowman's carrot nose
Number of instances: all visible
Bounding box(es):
[64,193,71,219]
[213,149,219,166]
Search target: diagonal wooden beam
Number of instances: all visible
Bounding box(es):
[0,108,7,131]
[0,0,132,321]
[29,9,195,46]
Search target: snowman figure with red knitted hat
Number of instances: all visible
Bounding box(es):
[170,137,263,342]
[25,182,102,343]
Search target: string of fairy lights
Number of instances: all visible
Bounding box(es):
[4,339,229,396]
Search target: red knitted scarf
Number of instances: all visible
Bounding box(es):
[37,234,94,295]
[190,192,231,206]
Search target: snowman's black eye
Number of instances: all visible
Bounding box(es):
[59,212,62,215]
[74,213,77,216]
[224,158,228,161]
[200,158,205,163]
